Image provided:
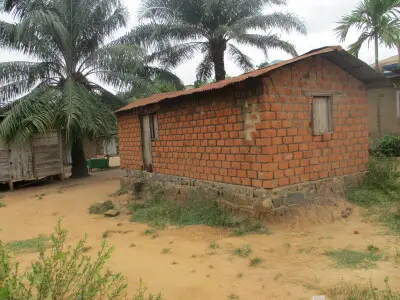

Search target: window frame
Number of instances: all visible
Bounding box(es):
[312,94,334,136]
[149,113,159,140]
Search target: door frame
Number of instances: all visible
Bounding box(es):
[140,113,153,172]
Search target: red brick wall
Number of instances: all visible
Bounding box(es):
[117,56,369,189]
[118,112,142,170]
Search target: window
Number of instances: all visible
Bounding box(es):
[149,114,159,140]
[312,96,333,135]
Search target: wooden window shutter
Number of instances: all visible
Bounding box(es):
[312,96,333,135]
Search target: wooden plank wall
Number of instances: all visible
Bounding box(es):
[32,132,62,178]
[0,140,9,182]
[9,142,33,181]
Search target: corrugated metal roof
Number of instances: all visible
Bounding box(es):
[116,46,393,113]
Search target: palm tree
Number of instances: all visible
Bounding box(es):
[335,0,400,71]
[120,0,306,82]
[0,0,182,178]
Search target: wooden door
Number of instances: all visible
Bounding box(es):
[9,142,33,181]
[32,132,63,178]
[141,115,153,172]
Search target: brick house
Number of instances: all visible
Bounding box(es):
[116,46,391,214]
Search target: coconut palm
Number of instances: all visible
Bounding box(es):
[0,0,182,178]
[119,0,306,82]
[335,0,400,70]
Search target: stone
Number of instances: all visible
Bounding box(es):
[271,195,285,208]
[286,192,306,205]
[253,189,270,198]
[233,194,252,206]
[273,206,287,216]
[104,209,120,217]
[253,199,273,212]
[341,207,352,218]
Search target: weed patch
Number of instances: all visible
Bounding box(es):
[161,248,170,254]
[232,244,252,257]
[346,157,400,234]
[325,248,382,269]
[249,257,263,267]
[129,190,266,235]
[325,278,400,300]
[6,236,50,253]
[0,202,6,208]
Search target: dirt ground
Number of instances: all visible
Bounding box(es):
[0,169,399,300]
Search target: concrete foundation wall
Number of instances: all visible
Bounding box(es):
[122,170,363,216]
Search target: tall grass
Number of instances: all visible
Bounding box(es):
[347,157,400,234]
[129,189,267,236]
[326,278,400,300]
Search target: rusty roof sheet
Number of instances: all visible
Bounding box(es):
[116,46,392,113]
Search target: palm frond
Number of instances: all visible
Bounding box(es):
[227,43,254,72]
[348,32,373,57]
[196,52,214,82]
[234,33,298,57]
[229,12,306,35]
[0,85,60,144]
[147,42,206,67]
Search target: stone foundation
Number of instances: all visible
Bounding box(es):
[121,170,363,216]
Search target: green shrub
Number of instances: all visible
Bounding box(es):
[374,135,400,157]
[129,189,266,235]
[0,221,161,300]
[232,244,252,257]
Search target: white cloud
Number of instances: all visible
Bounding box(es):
[0,0,397,87]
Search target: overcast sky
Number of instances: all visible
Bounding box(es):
[0,0,397,87]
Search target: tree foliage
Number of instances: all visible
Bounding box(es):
[335,0,400,69]
[0,0,182,177]
[119,0,306,82]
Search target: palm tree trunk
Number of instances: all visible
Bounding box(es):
[71,138,89,178]
[212,42,227,81]
[397,42,400,65]
[374,34,379,71]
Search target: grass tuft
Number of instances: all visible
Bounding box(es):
[209,240,219,249]
[129,190,266,235]
[249,257,263,267]
[6,236,50,253]
[325,248,382,269]
[161,248,170,254]
[232,244,252,257]
[326,278,400,299]
[0,202,6,208]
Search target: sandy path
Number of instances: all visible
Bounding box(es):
[0,169,400,299]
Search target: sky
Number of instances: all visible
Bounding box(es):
[0,0,397,87]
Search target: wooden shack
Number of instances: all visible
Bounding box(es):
[0,131,63,190]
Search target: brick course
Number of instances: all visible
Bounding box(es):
[118,56,368,189]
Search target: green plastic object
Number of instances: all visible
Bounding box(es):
[86,157,109,172]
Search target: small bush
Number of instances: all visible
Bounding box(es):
[325,249,382,269]
[0,221,161,299]
[233,244,252,257]
[326,278,400,299]
[129,190,266,235]
[374,134,400,157]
